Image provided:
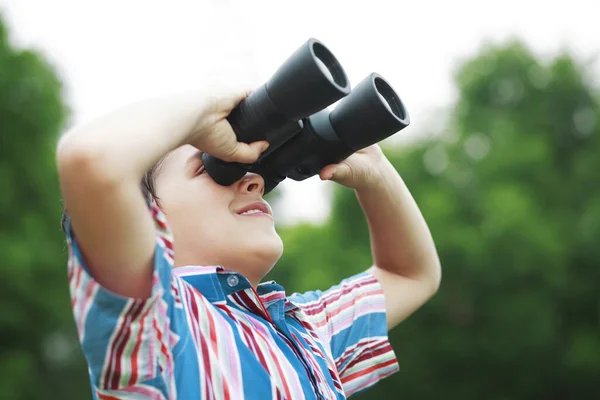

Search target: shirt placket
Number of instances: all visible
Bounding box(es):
[266,299,328,400]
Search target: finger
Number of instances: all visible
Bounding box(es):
[224,141,269,163]
[319,164,339,181]
[326,163,353,183]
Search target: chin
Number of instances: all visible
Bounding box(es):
[255,236,284,263]
[242,235,284,271]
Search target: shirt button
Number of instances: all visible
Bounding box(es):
[227,275,239,288]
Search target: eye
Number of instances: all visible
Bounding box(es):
[195,164,206,176]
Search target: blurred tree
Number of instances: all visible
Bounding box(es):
[0,14,89,399]
[270,40,600,399]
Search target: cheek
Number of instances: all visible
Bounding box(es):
[160,177,233,221]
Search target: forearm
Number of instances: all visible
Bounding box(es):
[356,158,441,289]
[57,91,208,180]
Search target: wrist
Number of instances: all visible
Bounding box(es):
[354,154,394,193]
[171,91,215,146]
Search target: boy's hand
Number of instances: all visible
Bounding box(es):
[319,144,390,191]
[190,88,269,164]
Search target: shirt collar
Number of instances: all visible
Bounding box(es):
[173,265,298,313]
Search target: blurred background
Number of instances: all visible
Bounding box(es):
[1,0,599,399]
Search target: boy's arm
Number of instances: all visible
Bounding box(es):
[320,144,442,330]
[56,89,266,299]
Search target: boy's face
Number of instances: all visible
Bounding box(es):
[154,145,284,284]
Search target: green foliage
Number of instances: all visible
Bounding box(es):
[0,14,89,399]
[272,40,600,399]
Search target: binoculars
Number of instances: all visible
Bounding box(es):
[202,38,410,193]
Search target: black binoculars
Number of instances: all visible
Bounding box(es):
[202,38,410,194]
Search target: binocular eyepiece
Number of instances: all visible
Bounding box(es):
[202,38,410,193]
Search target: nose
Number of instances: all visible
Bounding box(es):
[236,173,265,196]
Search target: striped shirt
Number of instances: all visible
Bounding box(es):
[66,203,398,399]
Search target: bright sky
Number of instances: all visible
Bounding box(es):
[1,0,598,224]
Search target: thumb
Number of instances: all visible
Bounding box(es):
[320,163,352,182]
[226,140,269,164]
[221,87,254,112]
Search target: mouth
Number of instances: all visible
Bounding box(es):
[235,201,273,219]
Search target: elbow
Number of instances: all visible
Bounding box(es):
[56,134,96,171]
[426,257,442,296]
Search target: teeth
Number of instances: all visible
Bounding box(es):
[241,209,264,215]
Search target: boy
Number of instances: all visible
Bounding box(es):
[57,87,441,399]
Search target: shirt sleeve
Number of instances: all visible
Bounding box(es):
[66,202,180,399]
[288,270,399,397]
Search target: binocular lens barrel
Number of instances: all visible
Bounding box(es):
[330,74,409,151]
[265,40,350,121]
